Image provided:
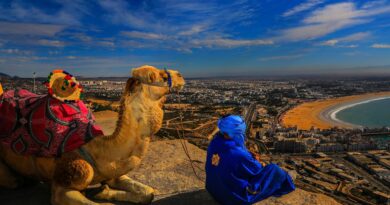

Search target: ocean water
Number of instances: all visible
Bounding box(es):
[336,98,390,128]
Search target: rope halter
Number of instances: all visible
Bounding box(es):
[137,69,173,92]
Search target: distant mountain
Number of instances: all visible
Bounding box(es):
[0,72,11,78]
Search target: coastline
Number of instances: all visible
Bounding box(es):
[281,92,390,130]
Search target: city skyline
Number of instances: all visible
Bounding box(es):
[0,0,390,77]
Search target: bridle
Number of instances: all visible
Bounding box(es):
[136,69,173,92]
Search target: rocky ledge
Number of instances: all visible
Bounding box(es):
[0,140,341,205]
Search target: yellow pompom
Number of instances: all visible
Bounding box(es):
[46,70,82,102]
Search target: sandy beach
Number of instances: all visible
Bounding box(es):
[281,92,390,130]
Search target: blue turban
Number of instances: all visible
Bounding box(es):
[218,115,247,148]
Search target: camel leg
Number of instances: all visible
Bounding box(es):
[105,175,154,204]
[51,156,112,205]
[105,156,142,179]
[94,184,153,204]
[0,158,20,188]
[52,185,113,205]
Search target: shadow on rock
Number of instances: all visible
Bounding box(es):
[153,189,218,205]
[0,182,51,205]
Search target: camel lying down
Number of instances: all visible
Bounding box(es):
[0,65,185,205]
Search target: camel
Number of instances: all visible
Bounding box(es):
[0,65,185,205]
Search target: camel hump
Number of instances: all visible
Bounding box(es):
[44,69,83,103]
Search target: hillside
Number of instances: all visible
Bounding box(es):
[0,72,11,79]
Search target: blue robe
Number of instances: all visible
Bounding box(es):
[206,133,295,205]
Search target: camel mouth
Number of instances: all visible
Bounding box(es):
[166,69,185,92]
[170,84,184,93]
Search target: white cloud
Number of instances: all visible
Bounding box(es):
[121,31,166,40]
[341,44,358,48]
[321,39,339,46]
[259,54,303,61]
[190,38,273,48]
[338,32,371,42]
[48,50,60,55]
[343,51,361,56]
[98,0,265,51]
[0,55,173,77]
[278,2,390,41]
[0,21,66,36]
[178,25,207,36]
[0,49,33,55]
[66,56,77,59]
[98,1,153,29]
[320,32,371,46]
[280,19,367,41]
[362,0,387,9]
[0,56,46,63]
[283,0,324,17]
[371,43,390,48]
[70,33,93,42]
[0,1,85,26]
[96,40,115,47]
[35,39,65,47]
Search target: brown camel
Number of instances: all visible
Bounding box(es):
[0,65,185,205]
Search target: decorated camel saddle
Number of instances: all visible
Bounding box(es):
[0,70,103,157]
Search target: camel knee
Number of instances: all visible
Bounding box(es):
[53,157,94,191]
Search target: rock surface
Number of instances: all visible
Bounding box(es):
[131,140,341,205]
[0,140,340,205]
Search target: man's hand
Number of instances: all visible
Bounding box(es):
[249,150,267,167]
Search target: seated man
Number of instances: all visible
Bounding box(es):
[206,115,295,205]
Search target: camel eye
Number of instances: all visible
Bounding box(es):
[177,73,182,77]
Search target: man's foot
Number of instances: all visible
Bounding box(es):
[288,170,298,181]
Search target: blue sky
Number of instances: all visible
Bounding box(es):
[0,0,389,77]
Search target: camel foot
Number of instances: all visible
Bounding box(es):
[94,184,153,204]
[105,175,154,204]
[52,185,114,205]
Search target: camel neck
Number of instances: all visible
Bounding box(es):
[111,92,144,143]
[87,88,161,162]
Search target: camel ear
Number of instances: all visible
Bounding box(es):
[125,78,140,93]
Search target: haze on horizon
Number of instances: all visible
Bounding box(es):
[0,0,389,78]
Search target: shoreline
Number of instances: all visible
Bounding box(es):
[281,92,390,130]
[324,96,390,129]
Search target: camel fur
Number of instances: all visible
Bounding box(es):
[0,65,185,205]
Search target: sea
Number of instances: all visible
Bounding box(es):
[336,98,390,128]
[335,98,390,148]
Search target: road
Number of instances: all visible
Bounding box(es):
[331,155,390,193]
[243,102,257,135]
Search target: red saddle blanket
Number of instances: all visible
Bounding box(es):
[0,89,104,157]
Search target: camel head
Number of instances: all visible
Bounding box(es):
[129,65,185,99]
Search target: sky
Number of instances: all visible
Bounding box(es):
[0,0,389,78]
